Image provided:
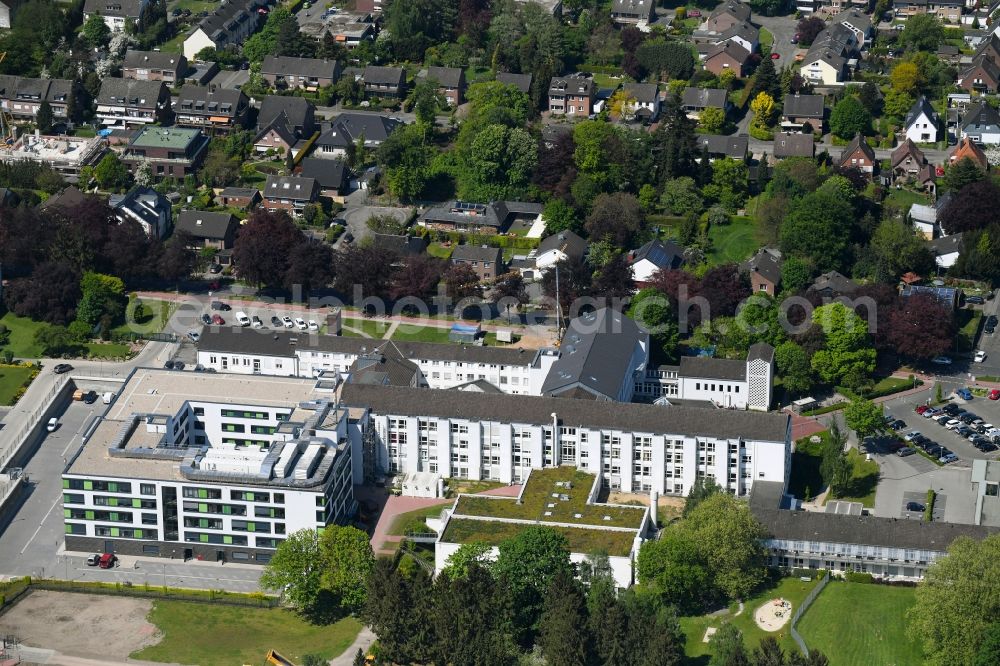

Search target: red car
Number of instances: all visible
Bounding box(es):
[915,405,929,414]
[990,389,1000,400]
[211,314,225,325]
[770,53,780,60]
[689,9,701,16]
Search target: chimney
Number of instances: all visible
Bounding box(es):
[649,489,658,528]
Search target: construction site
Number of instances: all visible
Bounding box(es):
[0,131,106,182]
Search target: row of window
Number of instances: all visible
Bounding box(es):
[181,487,283,503]
[64,479,132,493]
[65,509,133,523]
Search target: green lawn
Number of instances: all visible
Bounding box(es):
[157,30,188,54]
[956,309,982,353]
[387,503,448,537]
[797,582,922,666]
[835,449,879,507]
[787,432,878,506]
[391,325,452,343]
[0,364,35,406]
[427,242,454,259]
[442,518,636,556]
[131,600,362,666]
[680,576,823,659]
[0,312,46,358]
[760,27,774,52]
[84,342,131,359]
[707,218,758,266]
[884,188,931,210]
[341,317,391,339]
[112,297,176,336]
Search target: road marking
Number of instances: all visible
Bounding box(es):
[21,495,63,555]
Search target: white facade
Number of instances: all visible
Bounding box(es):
[906,110,939,143]
[802,58,842,85]
[631,257,662,283]
[184,29,217,61]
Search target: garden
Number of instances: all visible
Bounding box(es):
[0,363,37,406]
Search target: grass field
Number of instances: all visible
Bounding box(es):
[341,317,391,339]
[0,364,34,405]
[387,504,447,537]
[707,218,758,265]
[787,431,879,505]
[680,576,823,660]
[84,343,131,359]
[112,298,177,336]
[835,448,879,507]
[797,582,922,666]
[884,188,931,211]
[130,601,362,666]
[391,325,452,343]
[0,312,46,358]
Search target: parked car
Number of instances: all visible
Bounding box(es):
[187,330,200,342]
[252,315,264,329]
[82,391,98,404]
[943,403,961,415]
[211,300,231,311]
[308,319,319,332]
[164,360,175,370]
[903,431,921,442]
[282,316,294,328]
[906,501,925,512]
[990,389,1000,400]
[955,426,972,437]
[212,314,225,325]
[941,453,959,464]
[201,314,212,325]
[897,447,915,457]
[945,419,962,429]
[46,417,58,432]
[890,419,906,430]
[957,388,974,401]
[915,405,929,414]
[53,363,73,374]
[271,315,283,327]
[976,350,987,363]
[966,295,985,305]
[85,553,103,566]
[923,407,940,418]
[235,311,251,327]
[988,315,998,328]
[98,553,117,569]
[209,263,223,274]
[174,361,185,371]
[294,317,307,330]
[959,412,978,424]
[932,355,952,365]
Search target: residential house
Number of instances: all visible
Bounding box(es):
[83,0,149,32]
[362,65,407,100]
[909,203,938,239]
[175,210,239,250]
[681,87,730,119]
[299,157,350,199]
[262,174,318,215]
[808,270,859,297]
[936,44,961,64]
[496,72,532,93]
[801,49,848,85]
[743,247,782,297]
[905,95,940,143]
[174,85,249,134]
[534,230,588,272]
[451,245,505,281]
[183,0,268,61]
[717,21,759,53]
[781,93,824,132]
[628,239,684,284]
[372,233,428,257]
[261,56,341,91]
[418,201,544,235]
[704,1,751,33]
[111,186,172,239]
[0,76,75,123]
[253,95,316,156]
[95,79,171,129]
[696,134,748,160]
[122,125,209,179]
[218,186,261,210]
[957,56,1000,94]
[949,136,989,168]
[961,102,1000,144]
[419,67,466,107]
[0,134,105,183]
[703,41,751,77]
[300,11,375,48]
[901,284,961,310]
[122,51,188,84]
[0,1,20,29]
[610,0,655,24]
[894,0,962,23]
[772,132,814,158]
[253,122,295,158]
[838,134,876,175]
[973,32,1000,65]
[622,82,660,122]
[515,0,562,15]
[314,112,403,159]
[927,233,964,270]
[38,186,97,212]
[548,74,595,116]
[891,139,935,189]
[831,9,873,45]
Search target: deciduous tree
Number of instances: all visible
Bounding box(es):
[810,302,876,388]
[796,16,825,46]
[844,397,884,438]
[538,571,593,666]
[887,292,955,359]
[584,192,645,247]
[231,210,303,288]
[830,95,871,139]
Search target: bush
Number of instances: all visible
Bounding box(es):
[844,571,874,584]
[924,489,936,522]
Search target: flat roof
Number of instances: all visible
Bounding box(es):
[67,368,324,481]
[130,126,202,150]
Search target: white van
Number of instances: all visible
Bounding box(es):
[102,392,114,405]
[235,311,251,327]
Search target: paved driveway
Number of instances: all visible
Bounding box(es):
[755,14,800,64]
[340,203,413,246]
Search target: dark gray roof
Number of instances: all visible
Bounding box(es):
[748,343,775,363]
[704,41,751,64]
[84,0,144,18]
[299,157,349,190]
[537,230,587,261]
[123,50,187,72]
[744,247,782,286]
[839,133,876,166]
[612,0,656,17]
[709,0,750,23]
[371,233,428,257]
[750,482,999,552]
[263,175,317,200]
[681,87,728,109]
[97,78,167,107]
[783,93,824,119]
[363,65,406,86]
[176,84,246,117]
[219,186,260,199]
[630,239,684,270]
[422,66,463,88]
[542,308,647,400]
[832,8,872,35]
[254,119,295,148]
[175,210,237,240]
[39,186,98,211]
[112,186,170,230]
[696,133,748,159]
[11,77,72,103]
[926,232,964,256]
[549,74,594,96]
[317,113,403,149]
[194,0,260,43]
[679,355,746,381]
[905,95,938,129]
[420,201,540,230]
[261,56,340,81]
[773,132,814,158]
[450,378,505,394]
[258,95,313,133]
[496,72,532,93]
[962,101,1000,131]
[348,342,420,387]
[452,245,503,264]
[342,383,790,441]
[719,21,758,44]
[809,270,858,295]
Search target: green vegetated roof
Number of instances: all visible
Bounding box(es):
[453,467,646,529]
[130,126,202,149]
[441,518,636,557]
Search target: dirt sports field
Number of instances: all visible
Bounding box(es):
[0,590,161,661]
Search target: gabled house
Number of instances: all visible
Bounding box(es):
[122,50,188,84]
[534,230,588,272]
[893,0,962,23]
[548,74,595,116]
[808,270,859,298]
[838,134,876,175]
[451,245,505,281]
[253,121,296,157]
[218,186,261,210]
[299,157,350,199]
[904,95,940,143]
[628,239,684,284]
[183,0,267,61]
[95,78,172,129]
[718,21,759,53]
[261,56,341,92]
[743,247,782,297]
[957,55,1000,94]
[704,0,751,33]
[610,0,655,24]
[419,66,466,107]
[255,95,316,141]
[772,132,814,158]
[781,93,824,132]
[418,200,543,235]
[909,203,938,239]
[372,233,428,257]
[926,233,964,270]
[961,101,1000,145]
[801,49,847,85]
[83,0,150,32]
[704,41,751,77]
[831,9,872,45]
[362,65,407,100]
[175,210,239,250]
[696,134,748,161]
[622,82,660,122]
[262,175,318,215]
[0,1,21,30]
[111,186,171,238]
[681,87,730,119]
[891,139,934,187]
[0,76,75,122]
[496,72,532,94]
[174,84,249,134]
[315,112,403,158]
[949,135,989,169]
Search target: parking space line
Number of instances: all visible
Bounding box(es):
[20,495,62,555]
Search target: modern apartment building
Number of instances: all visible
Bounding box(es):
[62,369,355,563]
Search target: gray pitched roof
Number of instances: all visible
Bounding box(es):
[773,132,814,158]
[537,230,587,261]
[549,74,594,96]
[123,50,186,72]
[257,95,313,132]
[496,72,532,93]
[341,383,791,441]
[112,186,169,230]
[709,0,750,23]
[839,133,876,166]
[219,186,260,199]
[371,233,428,257]
[363,65,406,86]
[905,95,938,129]
[452,245,503,264]
[782,93,824,119]
[719,21,758,44]
[194,0,260,43]
[748,342,775,363]
[832,8,872,35]
[624,82,659,104]
[421,66,463,88]
[299,157,349,190]
[962,101,1000,131]
[744,247,782,286]
[263,175,317,199]
[96,78,167,107]
[348,342,420,388]
[679,355,746,381]
[681,87,728,109]
[696,134,748,159]
[261,55,340,81]
[316,113,403,149]
[926,232,964,257]
[541,308,646,400]
[175,210,237,240]
[84,0,144,18]
[630,239,684,270]
[809,270,858,295]
[176,84,246,117]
